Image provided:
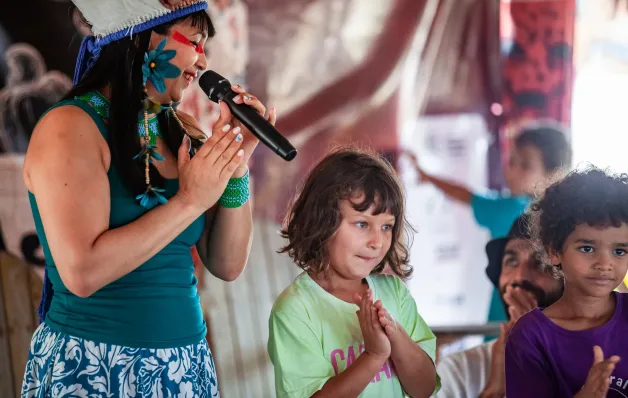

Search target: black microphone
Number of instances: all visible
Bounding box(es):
[198,71,297,161]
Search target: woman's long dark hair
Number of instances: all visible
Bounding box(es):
[65,11,215,196]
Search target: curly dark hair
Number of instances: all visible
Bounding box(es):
[529,166,628,274]
[279,146,413,279]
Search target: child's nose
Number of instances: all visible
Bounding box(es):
[367,230,383,250]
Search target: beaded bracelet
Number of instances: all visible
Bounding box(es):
[219,170,250,208]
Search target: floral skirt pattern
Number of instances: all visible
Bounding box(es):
[22,323,219,397]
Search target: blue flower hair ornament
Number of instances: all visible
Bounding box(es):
[142,38,181,93]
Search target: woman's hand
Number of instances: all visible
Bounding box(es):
[175,119,245,212]
[225,85,277,175]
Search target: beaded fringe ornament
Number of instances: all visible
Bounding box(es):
[137,37,208,209]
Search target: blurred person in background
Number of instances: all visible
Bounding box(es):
[407,123,571,325]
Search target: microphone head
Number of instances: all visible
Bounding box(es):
[198,70,232,103]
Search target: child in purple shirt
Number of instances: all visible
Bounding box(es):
[505,167,628,398]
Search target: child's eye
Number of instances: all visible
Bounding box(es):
[614,249,627,256]
[578,246,594,253]
[381,224,393,231]
[355,222,367,229]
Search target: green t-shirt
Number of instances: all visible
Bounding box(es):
[268,273,441,397]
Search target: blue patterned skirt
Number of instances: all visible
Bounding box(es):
[22,323,220,397]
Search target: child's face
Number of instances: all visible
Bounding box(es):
[327,197,395,281]
[504,144,546,196]
[550,223,628,298]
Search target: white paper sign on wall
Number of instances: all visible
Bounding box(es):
[400,113,493,328]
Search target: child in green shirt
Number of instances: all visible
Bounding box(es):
[268,147,440,397]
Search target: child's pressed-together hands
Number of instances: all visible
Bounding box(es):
[348,287,437,397]
[353,289,409,358]
[353,289,391,361]
[373,299,404,341]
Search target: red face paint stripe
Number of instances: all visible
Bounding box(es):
[172,31,204,54]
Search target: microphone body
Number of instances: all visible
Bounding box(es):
[199,71,297,161]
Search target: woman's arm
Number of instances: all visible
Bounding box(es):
[180,86,273,282]
[25,106,242,297]
[177,109,253,282]
[202,166,253,281]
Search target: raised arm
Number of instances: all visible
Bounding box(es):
[185,89,275,281]
[406,151,472,204]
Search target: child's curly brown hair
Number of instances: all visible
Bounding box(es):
[279,146,414,279]
[529,166,628,275]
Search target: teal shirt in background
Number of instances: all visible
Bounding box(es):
[29,99,206,348]
[471,193,531,325]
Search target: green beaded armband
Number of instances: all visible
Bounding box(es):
[219,170,250,208]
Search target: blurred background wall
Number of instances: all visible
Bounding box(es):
[1,0,626,396]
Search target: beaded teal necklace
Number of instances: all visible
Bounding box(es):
[76,90,172,208]
[76,90,162,147]
[76,90,206,209]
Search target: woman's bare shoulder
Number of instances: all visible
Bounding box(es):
[30,104,105,143]
[24,104,109,190]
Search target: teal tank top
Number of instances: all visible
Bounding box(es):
[29,98,206,348]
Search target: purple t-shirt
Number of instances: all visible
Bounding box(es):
[505,292,628,398]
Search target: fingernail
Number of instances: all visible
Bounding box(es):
[222,124,231,133]
[233,95,242,103]
[244,95,252,101]
[206,132,212,139]
[185,135,191,149]
[235,134,242,142]
[231,84,240,89]
[237,149,244,157]
[233,127,241,135]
